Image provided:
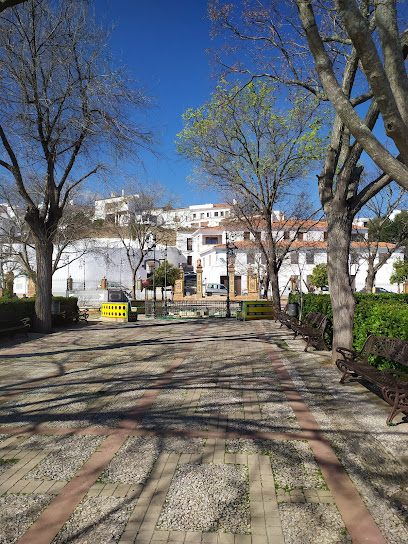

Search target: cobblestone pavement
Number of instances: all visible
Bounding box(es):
[0,317,407,544]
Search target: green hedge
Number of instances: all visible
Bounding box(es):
[0,298,36,322]
[288,292,408,370]
[0,296,79,328]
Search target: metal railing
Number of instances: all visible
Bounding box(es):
[145,300,241,318]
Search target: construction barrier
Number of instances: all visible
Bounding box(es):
[101,302,137,322]
[237,300,274,321]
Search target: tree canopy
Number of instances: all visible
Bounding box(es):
[309,263,328,289]
[177,80,325,306]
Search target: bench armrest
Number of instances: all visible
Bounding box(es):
[336,346,356,361]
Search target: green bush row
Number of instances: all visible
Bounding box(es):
[288,293,408,370]
[0,296,78,327]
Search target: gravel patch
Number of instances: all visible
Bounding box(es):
[226,439,326,490]
[0,457,19,477]
[21,435,104,481]
[196,391,243,413]
[140,413,210,431]
[52,496,138,544]
[100,436,204,484]
[0,434,11,445]
[157,463,250,533]
[279,503,351,543]
[0,494,52,544]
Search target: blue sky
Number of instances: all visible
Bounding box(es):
[97,0,220,206]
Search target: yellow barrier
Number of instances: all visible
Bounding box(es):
[238,300,274,321]
[101,302,128,321]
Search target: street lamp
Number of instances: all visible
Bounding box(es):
[164,243,168,315]
[147,234,156,316]
[225,233,237,318]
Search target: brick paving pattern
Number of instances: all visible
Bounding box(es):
[0,318,406,543]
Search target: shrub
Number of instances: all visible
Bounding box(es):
[0,296,78,330]
[287,292,408,370]
[0,298,36,322]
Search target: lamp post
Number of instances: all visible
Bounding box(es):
[225,233,237,318]
[164,243,168,315]
[147,234,157,316]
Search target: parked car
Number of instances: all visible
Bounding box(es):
[358,287,391,293]
[205,283,228,296]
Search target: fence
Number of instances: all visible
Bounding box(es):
[145,300,241,318]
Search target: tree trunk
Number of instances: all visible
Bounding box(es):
[262,273,269,299]
[326,210,355,358]
[268,262,281,311]
[34,238,53,333]
[131,269,137,300]
[365,258,376,293]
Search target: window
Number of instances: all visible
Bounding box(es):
[247,253,255,264]
[192,213,196,219]
[306,251,314,265]
[324,231,328,241]
[283,231,290,241]
[187,256,192,266]
[244,231,250,241]
[297,232,304,241]
[291,252,299,264]
[187,238,192,251]
[220,211,224,216]
[201,213,204,219]
[207,212,210,217]
[214,212,218,217]
[205,236,219,244]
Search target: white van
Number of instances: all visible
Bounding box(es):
[205,283,228,296]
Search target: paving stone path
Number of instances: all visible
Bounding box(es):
[0,318,407,544]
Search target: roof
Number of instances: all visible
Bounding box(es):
[212,240,398,250]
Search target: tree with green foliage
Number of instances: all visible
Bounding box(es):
[354,187,408,292]
[390,258,408,292]
[309,263,328,290]
[177,80,324,309]
[151,261,180,288]
[209,1,408,355]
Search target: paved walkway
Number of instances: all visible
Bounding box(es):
[0,318,407,544]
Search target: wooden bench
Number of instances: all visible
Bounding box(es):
[336,335,408,424]
[274,309,296,330]
[0,315,30,338]
[290,311,330,352]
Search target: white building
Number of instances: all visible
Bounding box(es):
[6,199,405,298]
[175,219,404,296]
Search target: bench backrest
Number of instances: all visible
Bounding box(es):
[306,312,327,329]
[361,335,408,368]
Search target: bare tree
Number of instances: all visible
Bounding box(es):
[103,182,177,299]
[0,183,96,287]
[177,80,324,309]
[209,0,408,352]
[0,0,26,12]
[0,0,155,331]
[356,186,408,291]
